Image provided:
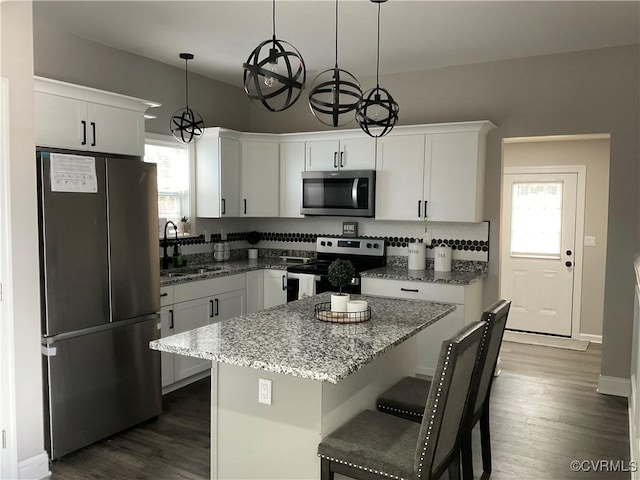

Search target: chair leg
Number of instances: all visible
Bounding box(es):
[480,401,492,475]
[447,450,461,480]
[461,430,474,480]
[320,458,334,480]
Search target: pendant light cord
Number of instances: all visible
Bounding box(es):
[184,57,189,109]
[272,0,276,41]
[334,0,339,68]
[376,2,381,88]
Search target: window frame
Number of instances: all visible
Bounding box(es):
[144,132,196,238]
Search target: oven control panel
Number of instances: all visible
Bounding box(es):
[316,236,385,256]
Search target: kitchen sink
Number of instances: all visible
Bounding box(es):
[162,265,226,277]
[163,272,185,278]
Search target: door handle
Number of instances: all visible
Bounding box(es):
[401,288,420,293]
[90,122,96,147]
[333,152,338,168]
[209,300,214,318]
[243,199,247,215]
[566,250,572,256]
[282,275,287,291]
[221,198,226,215]
[81,120,87,145]
[565,261,573,267]
[169,309,174,329]
[340,151,344,168]
[418,200,422,218]
[423,200,428,219]
[214,298,219,316]
[160,292,168,297]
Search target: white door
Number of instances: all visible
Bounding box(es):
[339,137,376,170]
[264,270,287,309]
[501,173,578,336]
[241,141,279,217]
[173,297,212,380]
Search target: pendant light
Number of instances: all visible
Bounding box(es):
[170,53,204,144]
[243,0,306,112]
[308,0,362,127]
[356,0,399,137]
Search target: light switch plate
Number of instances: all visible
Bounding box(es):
[258,378,272,405]
[584,236,596,247]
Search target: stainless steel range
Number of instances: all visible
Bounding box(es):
[286,236,386,301]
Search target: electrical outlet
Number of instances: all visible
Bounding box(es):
[584,236,596,247]
[258,378,272,405]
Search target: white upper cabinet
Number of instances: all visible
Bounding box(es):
[241,139,279,217]
[305,135,375,171]
[34,76,159,157]
[279,141,305,218]
[196,128,241,218]
[375,135,428,221]
[375,122,494,222]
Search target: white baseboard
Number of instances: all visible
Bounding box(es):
[630,375,639,480]
[18,452,50,480]
[579,333,602,344]
[415,366,435,378]
[598,375,631,397]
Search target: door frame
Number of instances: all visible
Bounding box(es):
[0,76,19,478]
[501,164,587,340]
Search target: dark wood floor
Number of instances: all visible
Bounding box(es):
[50,342,630,479]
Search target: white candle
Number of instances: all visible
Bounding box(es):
[331,294,350,312]
[347,300,368,313]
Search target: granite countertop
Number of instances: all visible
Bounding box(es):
[360,265,486,285]
[160,258,290,286]
[149,292,455,384]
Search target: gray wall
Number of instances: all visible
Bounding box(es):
[33,19,251,134]
[248,45,640,380]
[33,18,640,381]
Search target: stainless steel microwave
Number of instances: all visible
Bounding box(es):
[300,170,375,217]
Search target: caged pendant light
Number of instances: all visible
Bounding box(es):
[170,53,204,144]
[356,0,399,137]
[308,0,363,127]
[242,0,306,112]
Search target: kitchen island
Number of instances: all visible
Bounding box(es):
[150,292,455,479]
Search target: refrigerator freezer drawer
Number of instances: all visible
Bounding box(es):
[43,317,161,459]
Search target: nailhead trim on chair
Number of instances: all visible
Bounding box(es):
[417,345,452,478]
[376,404,424,418]
[318,454,408,480]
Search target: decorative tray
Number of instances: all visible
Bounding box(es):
[314,302,372,324]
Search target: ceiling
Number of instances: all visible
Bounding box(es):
[33,1,640,88]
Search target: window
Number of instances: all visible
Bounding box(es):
[510,181,563,258]
[144,134,194,237]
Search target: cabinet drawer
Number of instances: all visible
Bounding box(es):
[174,273,246,303]
[361,277,465,304]
[160,286,174,307]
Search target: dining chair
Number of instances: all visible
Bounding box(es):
[317,320,485,480]
[375,300,511,480]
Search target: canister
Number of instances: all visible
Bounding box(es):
[434,245,452,272]
[408,242,427,270]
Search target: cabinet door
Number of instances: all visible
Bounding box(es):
[246,270,264,314]
[414,305,465,377]
[220,138,242,217]
[375,135,427,220]
[279,142,305,218]
[241,141,279,217]
[264,270,287,309]
[173,297,213,381]
[196,131,222,218]
[88,103,144,156]
[428,132,482,222]
[339,137,376,170]
[305,140,340,170]
[214,290,246,323]
[35,92,86,150]
[160,305,176,388]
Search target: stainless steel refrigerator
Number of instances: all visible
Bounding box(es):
[37,150,162,460]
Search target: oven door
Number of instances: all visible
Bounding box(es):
[315,275,361,295]
[286,273,320,302]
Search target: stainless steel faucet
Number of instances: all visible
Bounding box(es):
[162,221,178,269]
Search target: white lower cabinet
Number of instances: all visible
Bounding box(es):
[264,269,287,309]
[160,274,245,390]
[246,270,264,314]
[361,277,483,377]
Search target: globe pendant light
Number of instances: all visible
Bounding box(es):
[308,0,363,127]
[170,53,204,144]
[243,0,306,112]
[356,0,399,137]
